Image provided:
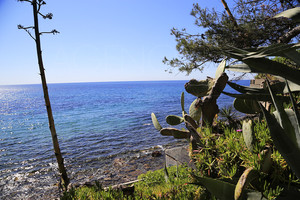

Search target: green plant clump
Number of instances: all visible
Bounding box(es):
[61,166,204,200]
[191,121,300,199]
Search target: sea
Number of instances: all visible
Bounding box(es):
[0,80,249,199]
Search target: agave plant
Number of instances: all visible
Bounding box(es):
[219,105,239,128]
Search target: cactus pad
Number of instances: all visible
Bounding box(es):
[189,99,202,122]
[166,115,184,125]
[151,113,162,131]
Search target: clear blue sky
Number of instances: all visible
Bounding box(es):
[0,0,236,85]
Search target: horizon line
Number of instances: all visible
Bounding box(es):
[0,79,251,87]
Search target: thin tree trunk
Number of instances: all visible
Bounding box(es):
[32,0,69,190]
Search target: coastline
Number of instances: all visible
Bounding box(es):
[1,141,187,200]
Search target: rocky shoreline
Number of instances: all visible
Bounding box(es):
[1,141,188,200]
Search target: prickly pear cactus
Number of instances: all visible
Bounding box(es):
[196,73,229,125]
[166,115,184,125]
[151,113,162,131]
[184,78,215,97]
[189,99,202,122]
[242,120,255,151]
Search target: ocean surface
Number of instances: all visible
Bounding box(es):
[0,80,249,199]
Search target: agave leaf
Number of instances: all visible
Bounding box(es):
[192,175,236,200]
[225,48,300,85]
[223,91,290,102]
[273,7,300,22]
[151,113,162,131]
[215,59,226,79]
[283,80,300,93]
[283,50,300,66]
[259,103,300,179]
[233,98,260,114]
[244,58,300,85]
[266,79,297,145]
[227,81,267,94]
[274,77,300,93]
[191,175,263,200]
[285,79,300,128]
[273,109,300,148]
[166,115,184,125]
[244,43,300,59]
[225,64,262,73]
[235,167,259,200]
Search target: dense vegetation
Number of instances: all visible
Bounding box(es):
[164,0,299,74]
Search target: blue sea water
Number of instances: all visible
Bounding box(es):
[0,80,249,199]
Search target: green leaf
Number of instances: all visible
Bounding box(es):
[181,92,186,115]
[259,103,300,179]
[273,7,300,22]
[283,50,300,66]
[225,47,300,85]
[225,64,262,73]
[223,91,271,102]
[183,114,198,130]
[223,91,290,102]
[273,109,300,148]
[244,43,300,59]
[235,167,259,200]
[227,81,267,94]
[234,98,260,114]
[215,59,226,79]
[160,128,173,136]
[266,79,297,145]
[151,113,162,131]
[285,79,300,129]
[160,128,190,139]
[242,120,255,151]
[192,175,263,200]
[260,147,272,174]
[189,98,202,122]
[166,115,184,125]
[283,80,300,93]
[192,175,236,200]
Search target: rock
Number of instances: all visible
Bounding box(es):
[151,151,162,157]
[113,158,126,168]
[165,146,196,169]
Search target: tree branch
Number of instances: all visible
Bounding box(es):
[40,29,60,35]
[38,12,53,19]
[17,0,32,3]
[18,25,36,41]
[278,26,300,43]
[220,0,238,27]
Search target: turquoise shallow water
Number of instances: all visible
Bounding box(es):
[0,80,249,199]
